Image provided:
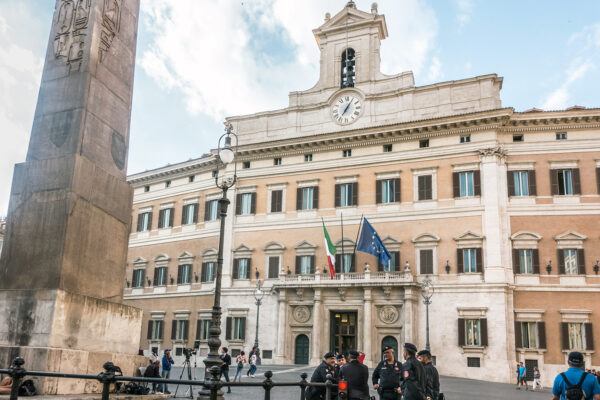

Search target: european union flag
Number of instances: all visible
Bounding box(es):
[356,218,391,268]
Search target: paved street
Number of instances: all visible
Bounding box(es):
[166,365,549,400]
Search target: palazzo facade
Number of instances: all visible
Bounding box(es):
[123,2,600,386]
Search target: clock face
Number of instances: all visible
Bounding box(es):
[331,95,362,125]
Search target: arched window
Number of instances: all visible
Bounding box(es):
[341,48,355,88]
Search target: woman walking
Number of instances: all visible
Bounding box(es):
[233,351,247,382]
[248,350,258,377]
[532,367,543,392]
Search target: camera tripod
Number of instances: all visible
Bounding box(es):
[174,352,197,399]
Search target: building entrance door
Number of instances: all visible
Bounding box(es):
[381,336,398,360]
[295,334,310,364]
[330,311,357,356]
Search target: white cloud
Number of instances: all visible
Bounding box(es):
[455,0,474,29]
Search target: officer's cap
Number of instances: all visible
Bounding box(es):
[348,350,360,359]
[403,343,418,354]
[568,351,584,366]
[336,354,345,360]
[416,349,431,358]
[323,352,336,359]
[382,346,394,352]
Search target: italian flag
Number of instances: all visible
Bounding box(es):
[322,220,337,278]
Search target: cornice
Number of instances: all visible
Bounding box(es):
[128,155,218,186]
[503,109,600,132]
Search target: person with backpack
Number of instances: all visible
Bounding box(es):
[552,351,600,400]
[233,351,247,382]
[531,366,543,392]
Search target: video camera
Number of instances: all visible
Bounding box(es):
[182,340,201,359]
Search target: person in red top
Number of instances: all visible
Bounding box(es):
[358,351,366,364]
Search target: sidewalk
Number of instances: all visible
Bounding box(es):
[0,394,172,400]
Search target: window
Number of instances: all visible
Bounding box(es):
[196,319,211,340]
[376,179,399,204]
[467,357,480,367]
[153,267,167,286]
[212,170,218,178]
[304,154,313,162]
[340,48,355,88]
[225,317,246,340]
[465,319,481,346]
[458,317,488,347]
[177,264,191,285]
[418,175,432,201]
[521,322,538,349]
[556,132,567,140]
[569,323,584,350]
[300,187,315,210]
[201,262,215,282]
[136,211,152,232]
[233,258,250,279]
[462,249,477,273]
[513,134,524,142]
[239,193,253,215]
[205,200,218,221]
[561,322,593,351]
[419,139,429,148]
[551,168,580,195]
[271,190,283,213]
[274,158,282,166]
[173,320,189,341]
[165,180,171,188]
[158,208,173,229]
[563,249,579,275]
[519,250,533,274]
[379,251,400,272]
[419,249,433,275]
[144,185,150,192]
[147,320,163,340]
[243,161,251,169]
[295,255,314,275]
[460,135,471,143]
[189,175,195,183]
[558,170,573,195]
[513,171,529,196]
[341,254,353,273]
[268,256,279,279]
[337,183,356,207]
[132,269,145,288]
[343,149,352,158]
[182,204,198,225]
[383,144,392,152]
[460,172,474,197]
[453,171,480,198]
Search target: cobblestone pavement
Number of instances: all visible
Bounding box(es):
[167,365,550,399]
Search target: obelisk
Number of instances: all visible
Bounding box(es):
[0,0,144,394]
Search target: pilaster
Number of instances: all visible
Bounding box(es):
[275,289,288,363]
[362,288,373,367]
[310,289,322,364]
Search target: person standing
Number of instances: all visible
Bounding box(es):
[247,346,256,377]
[340,350,370,400]
[248,350,258,377]
[516,361,528,391]
[220,347,232,394]
[372,346,402,399]
[144,359,161,394]
[161,349,174,394]
[233,351,247,382]
[531,366,543,392]
[306,352,336,400]
[399,343,426,400]
[417,350,439,400]
[552,351,600,400]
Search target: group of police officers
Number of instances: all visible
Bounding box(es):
[306,342,441,400]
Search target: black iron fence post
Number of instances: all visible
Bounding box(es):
[97,361,121,400]
[8,357,25,400]
[299,372,308,400]
[325,373,333,400]
[262,370,273,400]
[209,365,221,400]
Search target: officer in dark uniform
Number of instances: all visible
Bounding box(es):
[340,350,370,400]
[306,352,336,400]
[417,349,440,400]
[399,343,426,400]
[334,354,346,380]
[372,346,402,399]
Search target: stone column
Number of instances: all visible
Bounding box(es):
[310,289,322,365]
[363,288,373,367]
[403,287,418,344]
[275,290,288,363]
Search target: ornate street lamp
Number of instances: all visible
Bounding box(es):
[198,124,237,400]
[420,275,435,352]
[253,270,265,365]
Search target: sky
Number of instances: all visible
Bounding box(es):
[0,0,599,215]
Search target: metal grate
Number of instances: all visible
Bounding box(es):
[262,350,273,359]
[467,357,480,368]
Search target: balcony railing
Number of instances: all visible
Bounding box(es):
[277,269,413,285]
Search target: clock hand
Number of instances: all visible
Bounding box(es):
[342,102,351,115]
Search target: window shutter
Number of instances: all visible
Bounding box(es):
[226,317,232,340]
[514,321,522,348]
[153,269,159,286]
[458,318,465,346]
[192,204,198,223]
[335,254,341,273]
[147,320,154,340]
[528,170,537,196]
[532,249,540,274]
[585,323,594,350]
[480,318,488,346]
[313,186,319,209]
[452,172,460,198]
[271,190,281,213]
[378,259,384,272]
[147,212,152,230]
[268,257,279,279]
[561,322,569,350]
[376,180,382,204]
[204,201,210,221]
[177,265,183,284]
[394,252,400,271]
[507,171,515,196]
[550,170,559,195]
[181,205,188,224]
[309,255,315,274]
[158,321,163,339]
[137,213,143,232]
[250,193,257,214]
[158,209,164,228]
[537,322,546,349]
[350,254,355,273]
[473,170,481,196]
[352,182,358,206]
[335,184,341,207]
[476,248,483,273]
[457,249,463,273]
[168,208,174,227]
[196,320,201,340]
[572,168,581,195]
[512,249,520,274]
[235,194,242,215]
[296,188,302,210]
[577,248,585,275]
[597,167,600,194]
[246,258,252,279]
[394,178,401,203]
[240,317,246,340]
[295,256,301,274]
[232,259,239,279]
[201,262,207,282]
[171,320,177,340]
[183,320,189,340]
[558,249,565,275]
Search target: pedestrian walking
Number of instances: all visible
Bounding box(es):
[220,347,232,393]
[417,349,440,400]
[233,351,247,382]
[305,352,336,400]
[247,347,256,377]
[516,361,528,391]
[248,350,258,377]
[340,350,370,400]
[531,366,543,392]
[372,346,402,399]
[399,343,426,400]
[551,351,600,400]
[160,349,174,394]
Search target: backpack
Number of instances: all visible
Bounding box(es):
[18,379,37,396]
[561,372,588,400]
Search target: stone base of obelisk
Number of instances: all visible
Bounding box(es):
[0,289,147,394]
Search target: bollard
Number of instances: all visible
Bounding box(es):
[209,365,221,400]
[8,357,26,400]
[97,361,121,400]
[299,372,308,400]
[325,373,333,400]
[262,370,273,400]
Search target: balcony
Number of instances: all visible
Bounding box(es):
[274,269,414,288]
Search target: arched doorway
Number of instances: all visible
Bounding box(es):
[381,336,398,360]
[294,334,310,364]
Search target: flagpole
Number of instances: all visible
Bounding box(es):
[353,214,364,258]
[340,212,345,273]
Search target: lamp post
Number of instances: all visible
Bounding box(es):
[253,270,265,365]
[420,275,435,352]
[198,124,237,400]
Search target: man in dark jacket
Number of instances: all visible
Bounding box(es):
[417,349,439,400]
[220,347,232,394]
[372,346,402,399]
[400,343,426,400]
[306,352,336,400]
[144,360,161,394]
[340,350,370,400]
